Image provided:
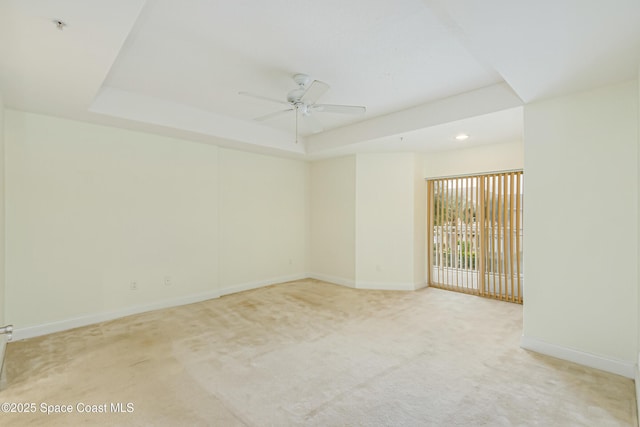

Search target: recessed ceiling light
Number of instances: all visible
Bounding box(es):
[455,134,469,141]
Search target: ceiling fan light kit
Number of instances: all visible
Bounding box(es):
[240,73,366,143]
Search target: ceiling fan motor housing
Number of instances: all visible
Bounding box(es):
[292,73,311,87]
[287,74,311,103]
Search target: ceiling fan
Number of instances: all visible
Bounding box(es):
[239,74,366,142]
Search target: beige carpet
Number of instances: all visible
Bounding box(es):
[0,279,636,426]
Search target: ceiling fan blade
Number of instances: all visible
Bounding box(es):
[254,108,294,122]
[239,91,290,106]
[303,113,324,134]
[312,104,366,114]
[300,80,329,104]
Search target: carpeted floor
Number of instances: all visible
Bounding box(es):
[0,279,636,426]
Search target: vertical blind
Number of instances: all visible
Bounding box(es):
[427,171,523,304]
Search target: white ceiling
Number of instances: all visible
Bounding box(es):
[1,0,639,158]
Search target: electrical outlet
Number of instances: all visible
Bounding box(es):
[164,276,172,286]
[130,281,138,290]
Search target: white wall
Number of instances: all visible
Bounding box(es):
[4,111,308,336]
[355,153,423,289]
[218,148,308,291]
[309,156,356,286]
[523,81,639,377]
[5,111,220,330]
[423,140,524,178]
[636,67,640,405]
[0,93,4,325]
[413,154,426,286]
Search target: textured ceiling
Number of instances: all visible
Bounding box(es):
[0,0,638,158]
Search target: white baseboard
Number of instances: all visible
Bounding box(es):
[12,273,310,342]
[308,273,356,288]
[308,274,427,291]
[520,335,635,379]
[11,275,426,342]
[414,281,428,290]
[355,281,416,291]
[218,273,309,296]
[12,289,222,341]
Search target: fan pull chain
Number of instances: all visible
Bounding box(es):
[295,105,299,144]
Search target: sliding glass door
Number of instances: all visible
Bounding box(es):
[427,172,523,303]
